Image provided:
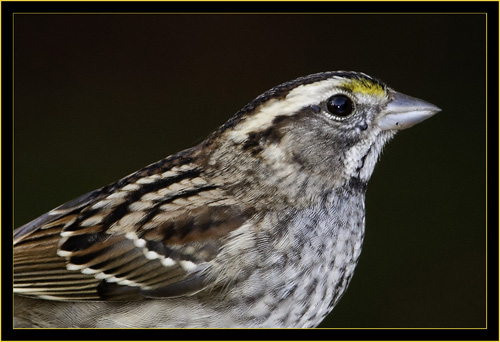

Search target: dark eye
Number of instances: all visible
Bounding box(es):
[326,95,354,118]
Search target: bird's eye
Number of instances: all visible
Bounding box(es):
[326,95,354,118]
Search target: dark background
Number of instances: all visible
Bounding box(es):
[11,5,488,329]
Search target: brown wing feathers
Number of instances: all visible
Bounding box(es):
[14,151,250,301]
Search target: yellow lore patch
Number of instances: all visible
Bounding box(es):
[341,79,385,97]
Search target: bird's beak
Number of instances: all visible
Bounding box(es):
[378,90,441,130]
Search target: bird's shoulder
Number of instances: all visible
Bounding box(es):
[14,146,254,301]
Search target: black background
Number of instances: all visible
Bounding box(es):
[4,1,496,339]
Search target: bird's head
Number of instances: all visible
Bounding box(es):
[211,71,440,188]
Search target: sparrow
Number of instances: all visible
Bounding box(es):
[14,71,441,328]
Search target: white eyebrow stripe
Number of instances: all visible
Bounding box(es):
[226,79,338,143]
